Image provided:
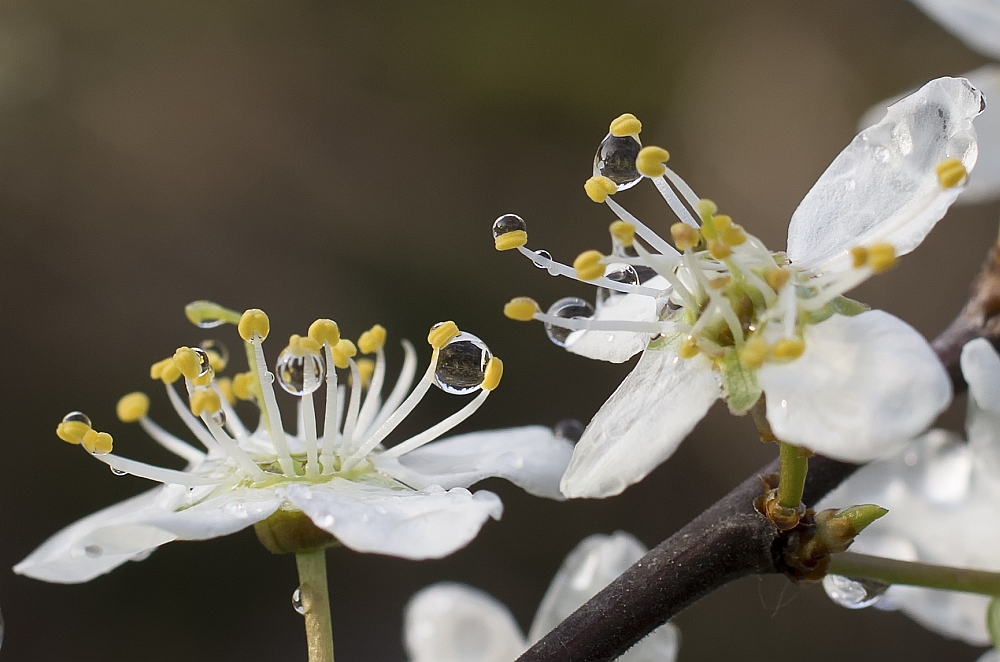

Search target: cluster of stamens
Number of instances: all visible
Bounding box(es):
[56,301,504,489]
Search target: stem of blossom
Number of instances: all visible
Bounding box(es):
[828,552,1000,596]
[777,442,809,509]
[295,550,335,662]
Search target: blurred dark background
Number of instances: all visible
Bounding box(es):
[1,0,998,660]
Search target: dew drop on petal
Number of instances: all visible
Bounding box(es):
[62,411,91,427]
[594,133,642,191]
[292,587,306,615]
[434,332,492,395]
[822,574,888,609]
[276,348,326,396]
[492,214,526,240]
[130,549,154,562]
[553,419,585,443]
[544,297,595,347]
[84,544,103,558]
[532,249,552,268]
[596,263,640,307]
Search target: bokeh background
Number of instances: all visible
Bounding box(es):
[1,0,999,660]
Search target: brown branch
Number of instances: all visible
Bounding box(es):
[517,235,1000,662]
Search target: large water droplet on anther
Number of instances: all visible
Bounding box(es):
[276,349,325,396]
[199,339,229,368]
[596,263,640,307]
[434,332,492,395]
[544,297,595,347]
[292,587,306,614]
[191,347,213,377]
[492,214,526,240]
[63,411,91,427]
[553,419,585,443]
[822,574,889,609]
[594,134,642,191]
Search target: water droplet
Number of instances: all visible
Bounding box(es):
[434,332,492,395]
[553,419,585,443]
[532,249,552,268]
[84,544,103,558]
[199,339,229,368]
[544,297,595,347]
[596,263,640,307]
[62,411,91,427]
[823,574,889,609]
[212,409,227,427]
[130,549,154,561]
[594,134,642,191]
[110,466,127,476]
[191,347,213,377]
[492,214,526,240]
[275,347,326,396]
[292,587,307,614]
[265,371,274,384]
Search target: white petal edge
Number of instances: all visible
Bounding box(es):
[377,426,573,500]
[566,276,669,364]
[560,340,719,498]
[911,0,1000,60]
[787,77,982,272]
[404,583,526,662]
[760,311,952,462]
[281,480,503,559]
[138,486,283,539]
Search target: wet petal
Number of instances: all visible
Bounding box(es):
[787,77,982,272]
[961,338,1000,476]
[378,426,573,500]
[566,276,669,364]
[911,0,1000,59]
[560,340,719,498]
[282,480,503,559]
[139,486,283,539]
[404,583,526,662]
[760,311,951,462]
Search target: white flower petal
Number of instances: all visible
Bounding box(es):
[377,426,573,500]
[887,585,991,645]
[911,0,1000,60]
[404,583,526,662]
[760,311,951,462]
[139,486,283,539]
[281,480,503,559]
[962,337,1000,413]
[560,342,719,498]
[787,77,982,272]
[566,276,668,364]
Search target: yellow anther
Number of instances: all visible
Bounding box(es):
[504,297,541,321]
[216,377,236,405]
[190,389,222,417]
[495,229,528,251]
[867,243,897,273]
[678,335,699,359]
[116,392,150,423]
[712,214,732,232]
[740,338,769,369]
[482,356,504,391]
[331,339,358,369]
[81,429,113,455]
[173,347,203,381]
[707,240,732,260]
[155,359,182,385]
[609,220,636,247]
[358,325,387,355]
[355,358,376,388]
[584,175,617,203]
[184,300,241,329]
[191,371,214,388]
[286,334,321,356]
[150,357,171,380]
[765,267,791,290]
[56,420,91,445]
[709,276,732,290]
[609,113,642,137]
[670,222,699,251]
[238,309,270,341]
[427,321,460,350]
[308,319,341,347]
[573,250,605,281]
[936,158,968,189]
[695,199,718,221]
[772,338,806,360]
[232,372,255,401]
[850,246,869,269]
[205,350,227,372]
[635,146,669,178]
[715,216,747,246]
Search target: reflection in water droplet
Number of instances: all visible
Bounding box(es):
[212,410,227,427]
[492,214,526,239]
[553,419,585,443]
[544,297,595,347]
[292,587,306,615]
[191,347,213,377]
[199,339,230,367]
[823,574,889,609]
[596,263,640,307]
[434,332,492,395]
[594,134,642,191]
[62,411,92,427]
[532,249,552,268]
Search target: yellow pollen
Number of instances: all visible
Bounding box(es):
[609,220,636,247]
[635,146,669,178]
[356,358,376,388]
[190,389,222,417]
[504,297,541,321]
[358,325,387,354]
[285,334,322,356]
[850,246,869,269]
[670,222,699,251]
[936,158,968,189]
[772,338,805,360]
[712,214,732,232]
[232,372,255,401]
[238,309,270,341]
[482,357,504,391]
[867,243,897,273]
[116,392,150,423]
[191,372,214,387]
[173,347,204,381]
[609,113,642,137]
[81,429,113,455]
[584,175,617,203]
[56,420,91,445]
[205,350,227,372]
[765,267,791,290]
[495,230,528,251]
[150,357,171,381]
[308,319,341,347]
[716,218,747,246]
[331,339,358,369]
[695,199,718,222]
[678,336,700,359]
[573,250,605,281]
[427,321,460,350]
[707,240,731,260]
[216,377,236,405]
[740,338,769,368]
[709,276,732,290]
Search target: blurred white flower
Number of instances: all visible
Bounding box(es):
[404,531,679,662]
[819,337,1000,646]
[15,303,573,583]
[498,77,981,498]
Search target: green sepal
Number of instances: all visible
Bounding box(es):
[719,347,761,415]
[800,295,870,326]
[988,596,1000,649]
